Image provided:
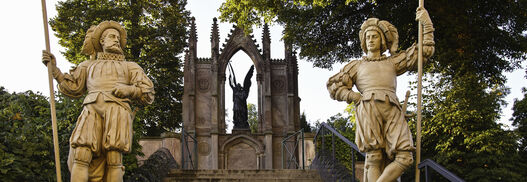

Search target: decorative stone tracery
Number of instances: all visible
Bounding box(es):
[182,17,300,169]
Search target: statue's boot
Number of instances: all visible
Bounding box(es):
[105,151,124,182]
[377,151,413,182]
[105,166,124,182]
[365,150,384,182]
[71,147,92,182]
[71,162,89,182]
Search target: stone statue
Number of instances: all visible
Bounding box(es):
[228,64,254,129]
[42,21,154,182]
[327,8,434,182]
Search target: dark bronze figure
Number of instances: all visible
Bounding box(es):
[228,64,254,129]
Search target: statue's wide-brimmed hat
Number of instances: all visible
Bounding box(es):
[82,21,127,55]
[359,18,399,54]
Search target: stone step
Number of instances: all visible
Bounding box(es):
[164,169,323,182]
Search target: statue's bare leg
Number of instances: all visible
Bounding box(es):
[105,150,124,182]
[377,151,413,182]
[366,150,384,182]
[71,147,92,182]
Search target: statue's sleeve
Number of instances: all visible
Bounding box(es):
[393,23,435,75]
[326,60,359,102]
[128,62,155,105]
[57,62,88,98]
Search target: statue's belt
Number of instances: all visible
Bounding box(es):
[86,90,132,113]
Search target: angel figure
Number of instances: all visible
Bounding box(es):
[228,64,254,129]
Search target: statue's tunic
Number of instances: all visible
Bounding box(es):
[327,44,422,159]
[58,52,154,155]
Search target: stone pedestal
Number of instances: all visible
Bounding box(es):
[231,128,251,135]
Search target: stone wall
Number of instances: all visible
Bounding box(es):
[137,132,181,166]
[301,132,316,168]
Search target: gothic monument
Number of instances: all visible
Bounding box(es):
[182,18,301,170]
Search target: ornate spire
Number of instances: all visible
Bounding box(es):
[189,17,197,59]
[262,24,271,60]
[211,17,219,58]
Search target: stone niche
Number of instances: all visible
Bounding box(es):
[220,134,264,169]
[181,17,301,170]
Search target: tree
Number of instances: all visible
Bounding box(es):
[247,103,258,133]
[220,0,527,69]
[415,74,525,181]
[511,88,527,163]
[220,0,527,180]
[300,112,312,132]
[0,87,82,181]
[50,0,191,136]
[0,87,57,181]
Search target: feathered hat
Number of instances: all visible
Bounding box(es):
[359,18,399,55]
[81,21,127,55]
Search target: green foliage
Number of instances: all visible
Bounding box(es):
[0,87,57,181]
[0,87,80,181]
[0,86,148,181]
[300,112,312,132]
[50,0,191,136]
[247,103,258,133]
[414,73,526,181]
[511,88,527,167]
[314,104,362,172]
[220,0,527,70]
[219,0,359,34]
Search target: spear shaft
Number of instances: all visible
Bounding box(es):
[416,0,424,181]
[41,0,62,181]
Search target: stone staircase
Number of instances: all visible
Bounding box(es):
[164,169,323,182]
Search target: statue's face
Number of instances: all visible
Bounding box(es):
[100,29,122,54]
[365,30,381,52]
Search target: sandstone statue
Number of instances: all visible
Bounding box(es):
[228,64,254,129]
[327,8,434,182]
[42,21,154,182]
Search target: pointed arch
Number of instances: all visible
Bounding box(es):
[218,27,265,75]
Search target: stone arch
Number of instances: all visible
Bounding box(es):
[217,27,266,133]
[220,134,265,169]
[218,28,264,76]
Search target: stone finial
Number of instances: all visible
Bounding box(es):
[190,17,197,42]
[262,24,270,60]
[189,17,197,59]
[211,17,219,58]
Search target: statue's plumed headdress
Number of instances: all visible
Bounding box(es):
[359,18,399,55]
[81,21,127,55]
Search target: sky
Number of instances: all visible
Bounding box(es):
[0,0,525,130]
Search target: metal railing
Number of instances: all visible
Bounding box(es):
[311,122,365,182]
[180,127,197,170]
[281,129,305,169]
[418,159,465,182]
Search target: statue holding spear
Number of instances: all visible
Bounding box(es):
[41,20,155,181]
[327,7,434,182]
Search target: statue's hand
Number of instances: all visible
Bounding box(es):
[112,85,140,99]
[347,91,362,105]
[42,50,56,67]
[416,7,432,25]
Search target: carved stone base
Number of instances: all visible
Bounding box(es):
[231,128,251,135]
